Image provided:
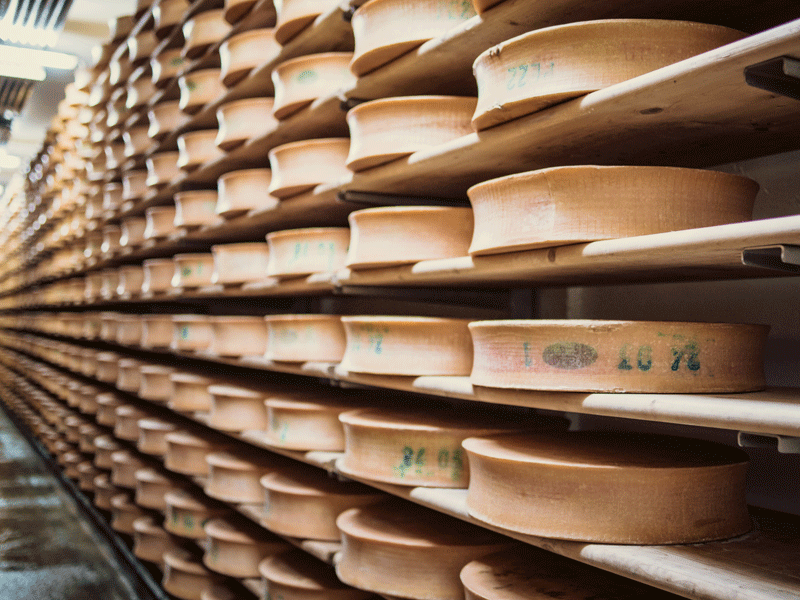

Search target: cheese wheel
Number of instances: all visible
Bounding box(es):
[172,315,214,351]
[95,351,121,382]
[216,97,278,150]
[272,53,354,119]
[472,20,746,130]
[463,431,751,544]
[105,142,125,170]
[111,448,155,488]
[114,406,153,443]
[146,151,182,187]
[468,166,759,255]
[217,168,279,218]
[461,545,684,600]
[117,357,144,391]
[468,320,768,393]
[94,473,124,511]
[169,373,215,412]
[151,50,190,88]
[165,430,230,475]
[260,469,384,539]
[340,316,473,376]
[268,138,350,198]
[149,101,190,140]
[172,253,215,288]
[203,518,289,577]
[126,71,158,110]
[133,516,181,565]
[145,205,177,240]
[111,493,151,535]
[210,316,269,357]
[165,489,230,539]
[225,0,258,24]
[120,217,147,247]
[101,225,121,257]
[122,170,148,201]
[175,190,220,228]
[100,315,120,342]
[346,206,473,268]
[142,315,174,348]
[266,227,350,277]
[338,407,528,487]
[96,392,124,427]
[205,451,277,503]
[78,461,101,491]
[135,467,175,510]
[265,314,346,362]
[350,0,476,76]
[115,313,143,345]
[116,267,145,298]
[163,548,219,600]
[208,385,269,432]
[110,14,135,40]
[337,500,511,600]
[346,96,476,171]
[274,0,340,44]
[211,242,271,285]
[183,10,232,59]
[123,125,151,158]
[142,258,174,294]
[220,29,281,87]
[139,365,176,402]
[178,130,225,170]
[138,418,179,455]
[264,394,364,451]
[104,182,124,212]
[260,549,372,600]
[129,30,158,63]
[94,435,122,469]
[179,69,225,114]
[154,0,190,38]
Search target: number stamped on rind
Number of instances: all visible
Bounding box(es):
[393,445,464,482]
[505,61,555,91]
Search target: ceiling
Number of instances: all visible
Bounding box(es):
[1,0,137,188]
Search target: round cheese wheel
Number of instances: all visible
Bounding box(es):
[110,14,135,41]
[116,267,145,298]
[172,253,215,289]
[268,138,350,198]
[93,435,122,470]
[210,316,270,356]
[338,407,528,487]
[133,516,181,565]
[104,183,124,212]
[166,430,230,476]
[93,473,124,511]
[115,313,143,344]
[142,258,174,294]
[274,0,340,44]
[172,315,214,351]
[163,548,219,600]
[117,357,144,391]
[183,9,232,59]
[122,170,149,201]
[220,29,281,87]
[346,96,476,171]
[165,489,230,539]
[145,205,177,240]
[266,227,350,277]
[78,460,101,491]
[468,166,759,255]
[129,30,158,63]
[216,97,277,150]
[208,385,269,432]
[217,168,279,218]
[95,351,121,382]
[346,206,473,269]
[461,545,684,600]
[154,0,190,37]
[340,316,473,376]
[169,373,216,412]
[139,365,176,402]
[468,320,769,393]
[463,431,752,544]
[211,242,271,285]
[120,217,147,248]
[260,549,372,600]
[126,71,158,110]
[178,130,225,171]
[138,418,179,455]
[142,315,174,349]
[135,467,175,511]
[96,392,124,427]
[114,406,153,443]
[260,469,384,540]
[472,20,746,131]
[101,225,121,257]
[111,448,155,488]
[350,0,476,76]
[123,125,151,158]
[151,50,190,88]
[272,53,354,119]
[205,451,277,504]
[264,394,364,451]
[203,517,289,577]
[265,314,346,362]
[111,493,152,535]
[337,500,511,600]
[175,190,220,228]
[179,69,225,114]
[146,151,182,187]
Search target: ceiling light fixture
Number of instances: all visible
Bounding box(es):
[0,151,21,170]
[0,44,78,81]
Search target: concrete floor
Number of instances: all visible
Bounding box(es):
[0,408,141,600]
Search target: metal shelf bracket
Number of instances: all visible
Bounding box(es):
[738,431,800,454]
[741,244,800,272]
[744,55,800,101]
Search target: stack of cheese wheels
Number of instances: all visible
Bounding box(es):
[260,550,373,600]
[340,316,473,375]
[274,0,340,44]
[260,467,384,539]
[205,451,278,504]
[272,53,354,118]
[166,430,230,475]
[174,190,220,228]
[139,365,176,402]
[471,20,746,130]
[163,548,219,600]
[337,500,512,600]
[350,0,476,76]
[468,320,769,393]
[346,206,473,268]
[179,68,225,113]
[208,384,273,431]
[209,316,269,356]
[468,166,759,255]
[461,545,685,600]
[182,10,231,59]
[178,130,224,170]
[268,138,350,198]
[220,29,280,87]
[346,96,477,171]
[165,488,230,539]
[339,407,536,487]
[142,258,174,293]
[224,0,258,24]
[462,431,752,544]
[216,168,279,217]
[172,315,214,351]
[203,518,289,578]
[265,314,346,362]
[133,515,182,565]
[169,373,215,412]
[149,100,189,140]
[264,392,366,451]
[172,253,215,288]
[266,227,350,277]
[210,242,271,285]
[142,314,174,348]
[216,98,277,149]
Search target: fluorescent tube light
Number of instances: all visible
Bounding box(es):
[0,62,45,81]
[0,44,78,69]
[0,153,21,169]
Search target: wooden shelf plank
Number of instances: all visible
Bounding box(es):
[344,19,800,199]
